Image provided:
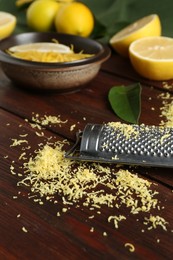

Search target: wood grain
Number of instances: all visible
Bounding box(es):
[0,52,173,259]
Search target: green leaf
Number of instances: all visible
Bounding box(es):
[81,0,173,39]
[90,18,107,40]
[108,83,142,124]
[91,20,130,44]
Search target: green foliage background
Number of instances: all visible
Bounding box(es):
[0,0,173,43]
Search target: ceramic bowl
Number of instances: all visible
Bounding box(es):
[0,32,111,92]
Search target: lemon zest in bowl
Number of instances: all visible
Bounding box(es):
[8,50,93,63]
[7,42,94,63]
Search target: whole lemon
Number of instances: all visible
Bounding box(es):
[27,0,60,32]
[55,2,94,37]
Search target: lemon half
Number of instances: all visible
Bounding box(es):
[0,12,16,40]
[129,36,173,81]
[8,42,73,53]
[109,14,161,57]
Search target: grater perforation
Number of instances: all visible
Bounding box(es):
[65,123,173,167]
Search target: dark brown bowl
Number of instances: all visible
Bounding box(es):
[0,32,111,92]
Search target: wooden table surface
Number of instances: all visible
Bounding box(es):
[0,48,173,260]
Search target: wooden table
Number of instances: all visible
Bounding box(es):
[0,49,173,260]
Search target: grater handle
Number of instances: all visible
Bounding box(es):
[80,124,104,155]
[65,130,82,159]
[65,124,103,160]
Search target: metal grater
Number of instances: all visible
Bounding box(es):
[65,123,173,167]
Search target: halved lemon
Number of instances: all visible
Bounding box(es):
[8,42,73,53]
[0,11,16,40]
[129,36,173,81]
[109,14,161,57]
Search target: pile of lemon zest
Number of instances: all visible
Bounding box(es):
[8,114,170,237]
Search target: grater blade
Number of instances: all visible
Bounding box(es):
[65,123,173,168]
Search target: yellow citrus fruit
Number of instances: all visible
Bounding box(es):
[16,0,74,7]
[129,36,173,81]
[9,42,73,53]
[55,2,94,37]
[109,14,161,57]
[26,0,60,32]
[0,11,16,40]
